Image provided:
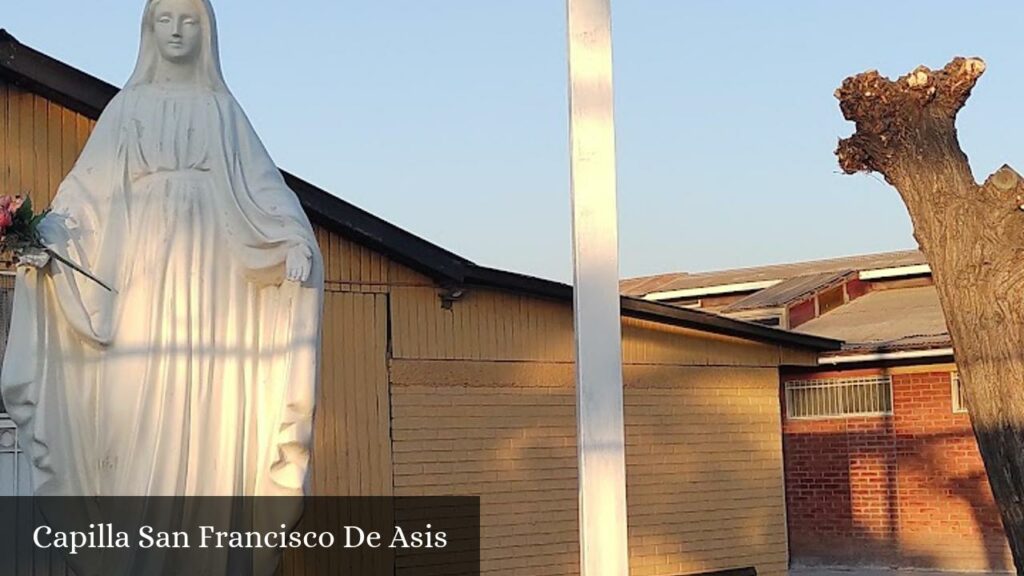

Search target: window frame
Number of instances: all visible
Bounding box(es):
[951,371,968,414]
[784,375,894,420]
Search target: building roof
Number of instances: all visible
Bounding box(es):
[0,29,840,352]
[794,286,949,354]
[723,271,853,312]
[622,250,927,297]
[628,246,953,357]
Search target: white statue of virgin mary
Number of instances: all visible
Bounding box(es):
[1,0,324,500]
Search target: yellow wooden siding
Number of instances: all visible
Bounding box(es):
[390,360,580,576]
[390,360,789,576]
[390,286,571,362]
[280,293,393,576]
[0,82,93,212]
[391,284,813,367]
[314,225,391,291]
[310,291,393,496]
[624,366,788,576]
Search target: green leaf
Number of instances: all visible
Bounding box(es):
[14,196,33,222]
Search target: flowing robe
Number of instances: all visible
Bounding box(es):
[0,84,324,498]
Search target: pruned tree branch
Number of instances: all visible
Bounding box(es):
[836,58,984,177]
[835,58,1024,573]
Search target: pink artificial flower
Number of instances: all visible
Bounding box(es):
[10,196,24,213]
[0,209,12,232]
[0,196,10,212]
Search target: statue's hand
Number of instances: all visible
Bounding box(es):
[285,244,312,283]
[17,247,50,270]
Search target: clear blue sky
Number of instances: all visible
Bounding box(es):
[6,2,1024,282]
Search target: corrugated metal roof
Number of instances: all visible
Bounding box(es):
[723,271,853,312]
[619,273,691,297]
[794,286,949,353]
[621,250,926,297]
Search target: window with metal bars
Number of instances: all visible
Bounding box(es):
[951,372,967,413]
[785,376,893,419]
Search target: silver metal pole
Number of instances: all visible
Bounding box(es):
[566,0,630,574]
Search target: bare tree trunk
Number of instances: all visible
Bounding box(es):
[836,58,1024,572]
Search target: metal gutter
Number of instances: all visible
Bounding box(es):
[622,297,842,351]
[640,262,933,302]
[858,264,932,280]
[642,280,782,301]
[819,347,954,365]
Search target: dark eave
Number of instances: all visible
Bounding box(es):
[0,29,115,118]
[0,29,842,352]
[282,173,471,281]
[621,298,840,351]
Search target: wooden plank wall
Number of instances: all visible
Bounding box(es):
[388,281,802,575]
[308,227,396,500]
[315,225,391,293]
[390,279,810,367]
[390,359,792,576]
[310,290,392,496]
[390,360,581,575]
[281,290,393,576]
[0,82,93,211]
[624,366,789,576]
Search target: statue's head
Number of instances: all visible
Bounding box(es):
[127,0,229,93]
[150,0,203,65]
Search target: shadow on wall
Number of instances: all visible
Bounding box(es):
[622,365,794,576]
[784,423,1012,573]
[390,362,796,576]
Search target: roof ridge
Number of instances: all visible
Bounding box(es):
[628,249,923,283]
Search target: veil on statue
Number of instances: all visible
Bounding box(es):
[129,0,229,93]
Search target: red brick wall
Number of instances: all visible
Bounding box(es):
[782,369,1012,572]
[845,278,871,301]
[787,299,816,329]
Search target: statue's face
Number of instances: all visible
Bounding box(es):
[152,0,202,64]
